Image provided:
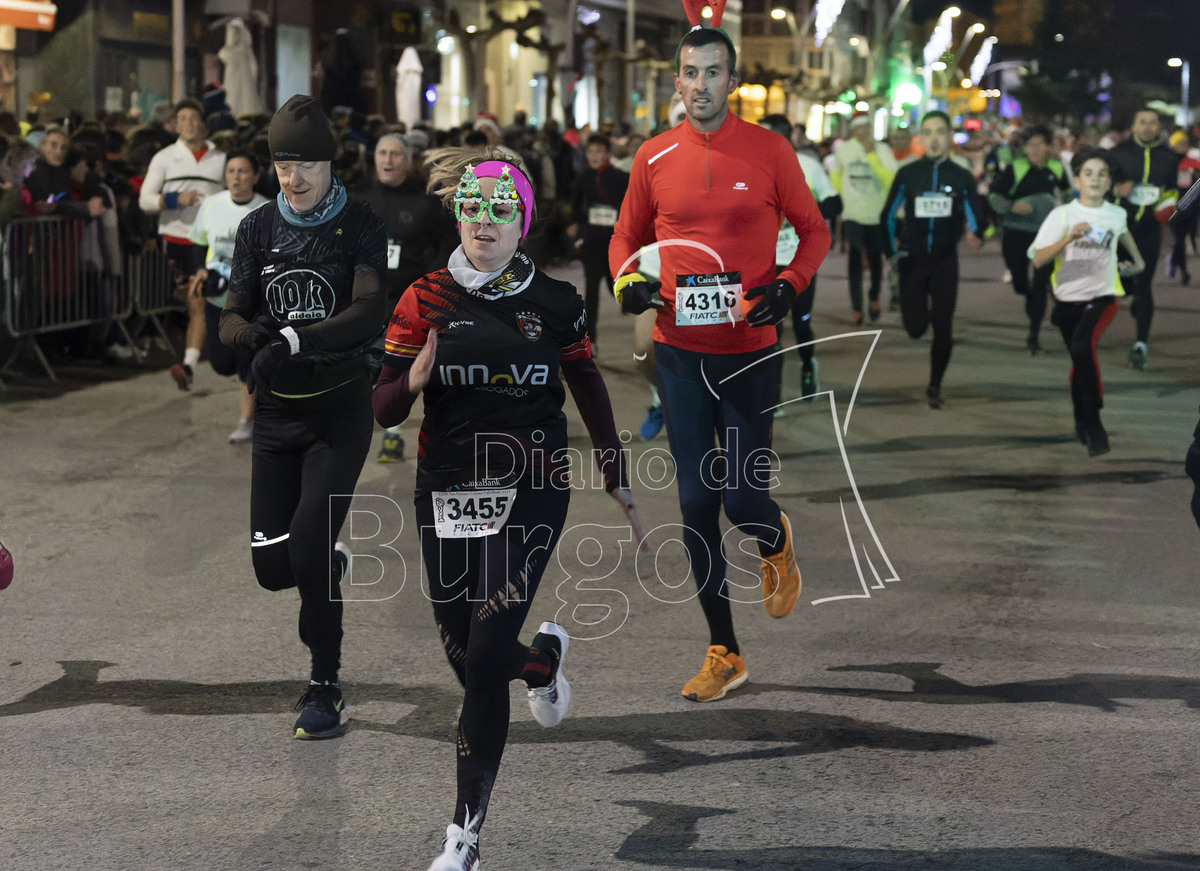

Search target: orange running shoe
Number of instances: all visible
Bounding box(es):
[761,511,801,618]
[681,645,748,702]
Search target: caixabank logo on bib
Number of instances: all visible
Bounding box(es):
[265,269,337,322]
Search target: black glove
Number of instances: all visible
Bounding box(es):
[232,316,274,352]
[246,339,290,395]
[742,278,797,327]
[615,273,663,315]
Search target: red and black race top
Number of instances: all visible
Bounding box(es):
[380,261,593,495]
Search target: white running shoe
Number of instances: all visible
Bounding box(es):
[426,809,482,871]
[334,542,352,585]
[526,622,571,727]
[228,419,253,443]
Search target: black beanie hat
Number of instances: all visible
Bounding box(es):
[268,95,337,162]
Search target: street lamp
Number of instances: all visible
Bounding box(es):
[969,36,997,87]
[923,6,959,109]
[1169,57,1191,127]
[952,22,986,78]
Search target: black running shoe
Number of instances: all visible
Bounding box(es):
[293,682,345,739]
[1086,420,1110,457]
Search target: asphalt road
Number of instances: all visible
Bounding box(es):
[1,243,1198,871]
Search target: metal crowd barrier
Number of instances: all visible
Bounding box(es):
[0,216,184,387]
[125,241,185,355]
[0,216,137,385]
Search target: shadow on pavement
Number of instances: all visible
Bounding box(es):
[747,661,1200,712]
[4,661,992,777]
[798,468,1176,502]
[615,800,1200,870]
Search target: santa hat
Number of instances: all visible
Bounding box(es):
[473,112,502,140]
[681,0,726,27]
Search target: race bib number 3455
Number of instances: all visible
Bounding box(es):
[675,271,743,326]
[433,489,517,538]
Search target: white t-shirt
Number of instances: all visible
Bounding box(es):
[190,190,269,274]
[1028,200,1128,302]
[777,150,838,265]
[832,137,896,224]
[189,190,269,306]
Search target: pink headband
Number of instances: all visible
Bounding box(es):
[474,160,535,241]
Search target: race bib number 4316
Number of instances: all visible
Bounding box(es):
[432,489,517,538]
[675,271,743,326]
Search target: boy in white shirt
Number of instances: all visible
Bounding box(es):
[1030,147,1145,456]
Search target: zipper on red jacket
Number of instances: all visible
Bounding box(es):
[705,133,711,191]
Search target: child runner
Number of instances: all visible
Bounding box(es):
[1029,146,1145,456]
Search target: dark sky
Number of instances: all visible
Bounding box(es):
[1108,0,1200,78]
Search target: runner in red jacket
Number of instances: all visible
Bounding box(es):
[608,24,829,702]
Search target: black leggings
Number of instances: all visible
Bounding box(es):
[203,303,251,381]
[1002,228,1053,337]
[774,274,817,402]
[249,375,374,683]
[1171,207,1197,280]
[844,221,885,312]
[654,342,787,656]
[1127,222,1162,343]
[899,254,959,389]
[581,253,612,345]
[1053,296,1118,423]
[417,484,570,831]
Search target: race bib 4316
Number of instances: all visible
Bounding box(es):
[675,271,743,326]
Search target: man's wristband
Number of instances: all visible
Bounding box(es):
[163,192,180,210]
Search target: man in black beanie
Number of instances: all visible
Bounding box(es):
[220,93,388,739]
[268,94,339,211]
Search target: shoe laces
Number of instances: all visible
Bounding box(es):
[704,648,733,677]
[443,805,483,863]
[528,677,558,702]
[294,683,338,712]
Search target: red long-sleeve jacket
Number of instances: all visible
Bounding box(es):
[609,112,830,355]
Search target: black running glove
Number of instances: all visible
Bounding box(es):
[614,272,663,315]
[238,318,277,353]
[246,339,290,395]
[742,278,797,327]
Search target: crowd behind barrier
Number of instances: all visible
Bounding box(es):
[3,96,1199,392]
[0,215,181,385]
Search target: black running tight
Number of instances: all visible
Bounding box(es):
[416,484,570,831]
[248,375,374,683]
[899,254,959,389]
[1002,228,1053,338]
[1126,222,1161,344]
